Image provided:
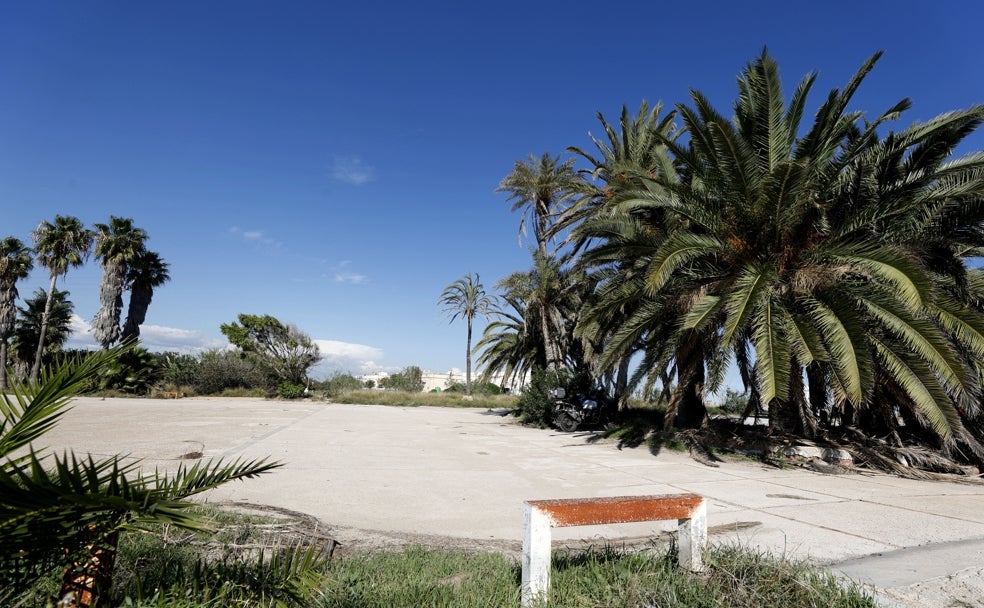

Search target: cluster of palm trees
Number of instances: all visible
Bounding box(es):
[0,214,170,388]
[473,51,984,466]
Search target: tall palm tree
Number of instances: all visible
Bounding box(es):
[0,238,33,389]
[438,273,496,396]
[611,50,984,454]
[121,250,170,342]
[497,152,583,258]
[31,216,92,383]
[92,217,148,349]
[566,101,682,410]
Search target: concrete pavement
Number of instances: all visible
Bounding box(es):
[40,397,984,606]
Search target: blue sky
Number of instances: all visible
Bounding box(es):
[2,1,982,378]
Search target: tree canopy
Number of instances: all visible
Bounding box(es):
[220,314,321,386]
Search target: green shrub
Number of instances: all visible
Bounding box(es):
[516,367,570,426]
[380,366,424,392]
[194,350,270,395]
[444,380,503,395]
[320,372,364,398]
[277,380,307,399]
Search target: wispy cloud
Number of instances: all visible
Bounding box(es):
[228,226,284,250]
[313,339,384,374]
[65,315,225,354]
[331,260,368,284]
[330,156,375,185]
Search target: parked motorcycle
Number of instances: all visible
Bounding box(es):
[549,387,607,432]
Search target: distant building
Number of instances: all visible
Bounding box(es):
[359,368,527,393]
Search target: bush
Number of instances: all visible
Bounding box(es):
[319,372,364,398]
[444,381,503,395]
[380,366,424,392]
[194,350,270,395]
[516,367,571,426]
[159,352,202,390]
[718,388,750,415]
[276,380,306,399]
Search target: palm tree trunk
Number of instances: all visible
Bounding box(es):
[671,337,707,429]
[615,356,630,410]
[121,284,151,342]
[540,310,560,372]
[465,319,473,396]
[0,340,8,390]
[60,529,119,608]
[30,274,58,383]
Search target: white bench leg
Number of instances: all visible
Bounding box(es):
[677,500,707,571]
[522,504,552,606]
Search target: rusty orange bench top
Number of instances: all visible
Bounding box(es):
[526,493,705,527]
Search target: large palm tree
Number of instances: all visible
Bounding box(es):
[121,250,170,343]
[610,51,984,455]
[566,101,683,410]
[0,238,33,389]
[31,216,92,382]
[438,273,496,396]
[497,152,583,259]
[92,217,148,349]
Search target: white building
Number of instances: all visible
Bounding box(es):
[360,368,527,393]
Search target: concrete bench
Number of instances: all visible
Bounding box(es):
[521,493,707,606]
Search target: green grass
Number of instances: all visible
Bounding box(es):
[17,505,876,608]
[326,389,518,409]
[322,544,876,608]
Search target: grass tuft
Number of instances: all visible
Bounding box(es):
[326,389,518,409]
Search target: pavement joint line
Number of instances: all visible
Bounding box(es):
[671,493,907,550]
[219,406,324,460]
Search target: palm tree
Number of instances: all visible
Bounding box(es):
[12,289,74,375]
[121,250,170,342]
[609,50,984,456]
[439,273,496,396]
[566,101,681,410]
[497,152,583,259]
[496,253,587,373]
[31,216,92,382]
[0,238,32,390]
[475,294,544,388]
[92,217,148,349]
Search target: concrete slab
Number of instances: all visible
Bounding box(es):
[35,397,984,607]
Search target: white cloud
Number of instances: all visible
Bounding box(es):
[65,315,225,354]
[313,339,384,375]
[330,156,375,185]
[228,226,283,250]
[330,260,368,284]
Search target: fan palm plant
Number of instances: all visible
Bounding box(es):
[0,237,33,389]
[121,250,170,342]
[92,217,149,349]
[0,347,324,607]
[438,273,497,396]
[31,216,92,383]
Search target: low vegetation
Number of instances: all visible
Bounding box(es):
[327,388,516,409]
[18,507,878,608]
